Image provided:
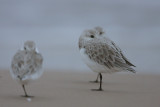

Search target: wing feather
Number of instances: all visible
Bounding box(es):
[85,39,135,72]
[11,50,43,80]
[11,50,27,79]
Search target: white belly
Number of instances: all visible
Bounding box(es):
[80,48,114,73]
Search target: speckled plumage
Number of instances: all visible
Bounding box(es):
[79,27,135,73]
[11,50,43,81]
[10,41,43,97]
[79,27,136,91]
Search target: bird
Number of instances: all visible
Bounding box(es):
[10,41,43,97]
[79,26,136,91]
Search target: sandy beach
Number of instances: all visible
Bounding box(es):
[0,69,160,107]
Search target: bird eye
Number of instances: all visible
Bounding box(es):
[99,31,104,35]
[90,35,94,38]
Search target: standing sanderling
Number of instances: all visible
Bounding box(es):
[10,41,43,97]
[79,27,136,91]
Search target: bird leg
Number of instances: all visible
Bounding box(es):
[91,73,103,91]
[21,85,33,98]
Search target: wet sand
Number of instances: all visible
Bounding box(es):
[0,69,160,107]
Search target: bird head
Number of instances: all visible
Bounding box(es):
[79,26,105,49]
[24,41,36,51]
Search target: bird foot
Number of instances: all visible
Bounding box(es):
[21,95,34,98]
[89,80,99,83]
[91,88,103,91]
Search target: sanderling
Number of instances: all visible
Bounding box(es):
[79,27,136,91]
[10,41,43,97]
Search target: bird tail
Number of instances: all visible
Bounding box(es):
[127,67,136,73]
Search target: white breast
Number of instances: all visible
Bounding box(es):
[80,48,113,73]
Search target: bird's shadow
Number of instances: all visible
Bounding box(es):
[72,80,148,95]
[0,94,57,102]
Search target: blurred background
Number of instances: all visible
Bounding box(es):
[0,0,160,73]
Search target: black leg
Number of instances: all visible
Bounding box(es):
[21,85,34,98]
[22,84,28,97]
[99,73,103,90]
[91,73,103,91]
[90,73,100,83]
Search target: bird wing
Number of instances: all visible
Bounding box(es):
[85,39,135,72]
[11,50,43,80]
[11,50,29,79]
[22,51,43,78]
[111,42,136,67]
[32,52,43,74]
